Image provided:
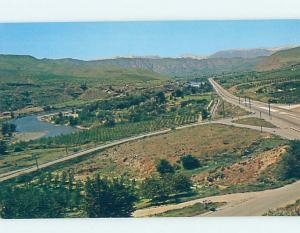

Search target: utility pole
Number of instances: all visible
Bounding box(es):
[33,154,39,170]
[268,102,271,117]
[249,97,251,110]
[260,111,262,119]
[65,146,68,156]
[244,96,247,106]
[222,101,225,118]
[239,96,240,104]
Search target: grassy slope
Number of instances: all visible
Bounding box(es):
[257,46,300,71]
[0,55,169,84]
[233,117,277,128]
[0,55,169,111]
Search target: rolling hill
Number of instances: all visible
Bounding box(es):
[0,55,168,84]
[89,56,264,78]
[257,46,300,71]
[0,55,169,111]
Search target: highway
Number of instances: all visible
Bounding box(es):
[209,78,300,140]
[133,79,300,217]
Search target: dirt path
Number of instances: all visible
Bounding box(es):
[134,180,300,217]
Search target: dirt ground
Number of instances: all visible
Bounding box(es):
[59,124,271,180]
[193,145,288,186]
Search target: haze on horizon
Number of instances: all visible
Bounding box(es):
[0,20,300,60]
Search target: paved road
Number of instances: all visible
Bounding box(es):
[133,180,300,217]
[209,78,300,140]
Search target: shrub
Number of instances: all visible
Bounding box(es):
[181,154,201,170]
[0,140,7,155]
[156,159,175,175]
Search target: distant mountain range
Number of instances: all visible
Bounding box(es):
[0,45,299,80]
[88,56,264,77]
[206,46,297,59]
[0,55,169,84]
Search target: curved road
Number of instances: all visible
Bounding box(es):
[134,180,300,217]
[209,78,300,140]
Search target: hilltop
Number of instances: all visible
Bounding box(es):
[210,48,274,59]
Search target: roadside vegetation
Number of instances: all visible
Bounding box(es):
[233,117,277,128]
[212,99,249,119]
[153,202,224,217]
[264,199,300,216]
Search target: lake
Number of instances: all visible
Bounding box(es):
[12,114,78,139]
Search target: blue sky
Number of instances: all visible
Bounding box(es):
[0,20,300,60]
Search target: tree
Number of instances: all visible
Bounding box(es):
[105,117,115,127]
[1,123,16,136]
[173,89,184,98]
[171,174,192,193]
[69,116,78,126]
[156,159,175,175]
[0,173,76,218]
[0,140,7,155]
[181,154,201,170]
[281,141,300,179]
[85,176,138,217]
[43,105,52,111]
[140,175,173,201]
[156,92,166,104]
[141,173,192,202]
[80,83,88,91]
[201,109,209,120]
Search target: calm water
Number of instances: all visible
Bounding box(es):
[12,115,78,138]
